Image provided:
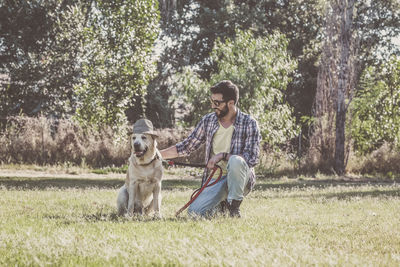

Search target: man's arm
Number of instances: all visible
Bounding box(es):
[242,119,261,168]
[159,145,179,160]
[159,114,209,161]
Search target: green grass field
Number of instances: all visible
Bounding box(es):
[1,172,400,266]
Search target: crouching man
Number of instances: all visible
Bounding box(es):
[160,80,261,218]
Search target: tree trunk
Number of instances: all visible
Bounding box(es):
[309,0,358,174]
[334,0,355,175]
[334,96,346,174]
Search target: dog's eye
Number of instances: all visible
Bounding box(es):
[141,136,147,140]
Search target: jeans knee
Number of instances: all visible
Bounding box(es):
[227,155,248,173]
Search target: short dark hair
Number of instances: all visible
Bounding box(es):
[210,80,239,104]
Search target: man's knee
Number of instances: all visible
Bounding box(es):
[227,155,249,197]
[227,155,248,174]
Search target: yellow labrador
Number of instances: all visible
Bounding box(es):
[117,119,163,218]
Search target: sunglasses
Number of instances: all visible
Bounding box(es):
[209,97,226,107]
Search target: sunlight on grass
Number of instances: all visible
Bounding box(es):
[1,177,400,266]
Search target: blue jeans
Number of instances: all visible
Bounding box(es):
[188,155,250,217]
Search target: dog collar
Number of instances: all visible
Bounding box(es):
[140,152,160,166]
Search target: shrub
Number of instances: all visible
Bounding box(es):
[347,142,400,175]
[0,116,55,164]
[0,116,204,167]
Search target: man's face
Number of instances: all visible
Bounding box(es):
[210,93,229,118]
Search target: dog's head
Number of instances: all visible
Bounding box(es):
[131,133,157,160]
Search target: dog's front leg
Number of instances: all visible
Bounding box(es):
[127,181,136,216]
[152,181,162,219]
[134,183,144,215]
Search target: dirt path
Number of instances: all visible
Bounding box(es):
[0,168,124,179]
[0,167,186,180]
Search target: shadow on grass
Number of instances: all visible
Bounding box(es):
[254,178,399,191]
[253,178,400,200]
[43,211,193,224]
[0,177,200,190]
[2,176,399,200]
[319,189,400,200]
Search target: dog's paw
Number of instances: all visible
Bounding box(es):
[127,205,134,215]
[152,212,162,220]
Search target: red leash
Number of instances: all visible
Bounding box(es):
[166,161,223,217]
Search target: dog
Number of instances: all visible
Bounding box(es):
[116,119,163,218]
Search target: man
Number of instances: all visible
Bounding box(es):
[160,80,261,217]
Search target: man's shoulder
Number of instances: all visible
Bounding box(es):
[200,112,218,123]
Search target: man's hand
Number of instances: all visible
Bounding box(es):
[160,145,178,160]
[207,153,224,169]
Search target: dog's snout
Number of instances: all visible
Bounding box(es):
[133,142,141,150]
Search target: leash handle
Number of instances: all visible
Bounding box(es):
[175,165,223,217]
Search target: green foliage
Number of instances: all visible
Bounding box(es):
[355,0,400,67]
[0,0,160,130]
[229,0,326,120]
[157,0,399,128]
[172,67,210,126]
[0,0,88,118]
[1,0,398,133]
[351,56,400,154]
[174,30,299,146]
[74,0,160,129]
[156,0,326,125]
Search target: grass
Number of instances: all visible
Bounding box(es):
[1,173,400,266]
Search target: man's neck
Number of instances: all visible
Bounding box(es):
[219,106,237,127]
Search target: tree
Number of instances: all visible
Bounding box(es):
[174,30,298,146]
[308,0,399,174]
[151,0,325,128]
[153,0,399,130]
[334,0,357,174]
[0,0,160,131]
[74,0,160,129]
[0,0,90,119]
[309,0,360,174]
[355,0,400,69]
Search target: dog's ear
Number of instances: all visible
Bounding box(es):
[127,129,133,136]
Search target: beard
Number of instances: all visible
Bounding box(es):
[214,105,229,118]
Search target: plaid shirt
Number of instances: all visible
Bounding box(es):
[176,109,261,189]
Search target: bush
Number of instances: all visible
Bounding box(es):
[4,116,398,176]
[0,116,204,168]
[347,142,400,175]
